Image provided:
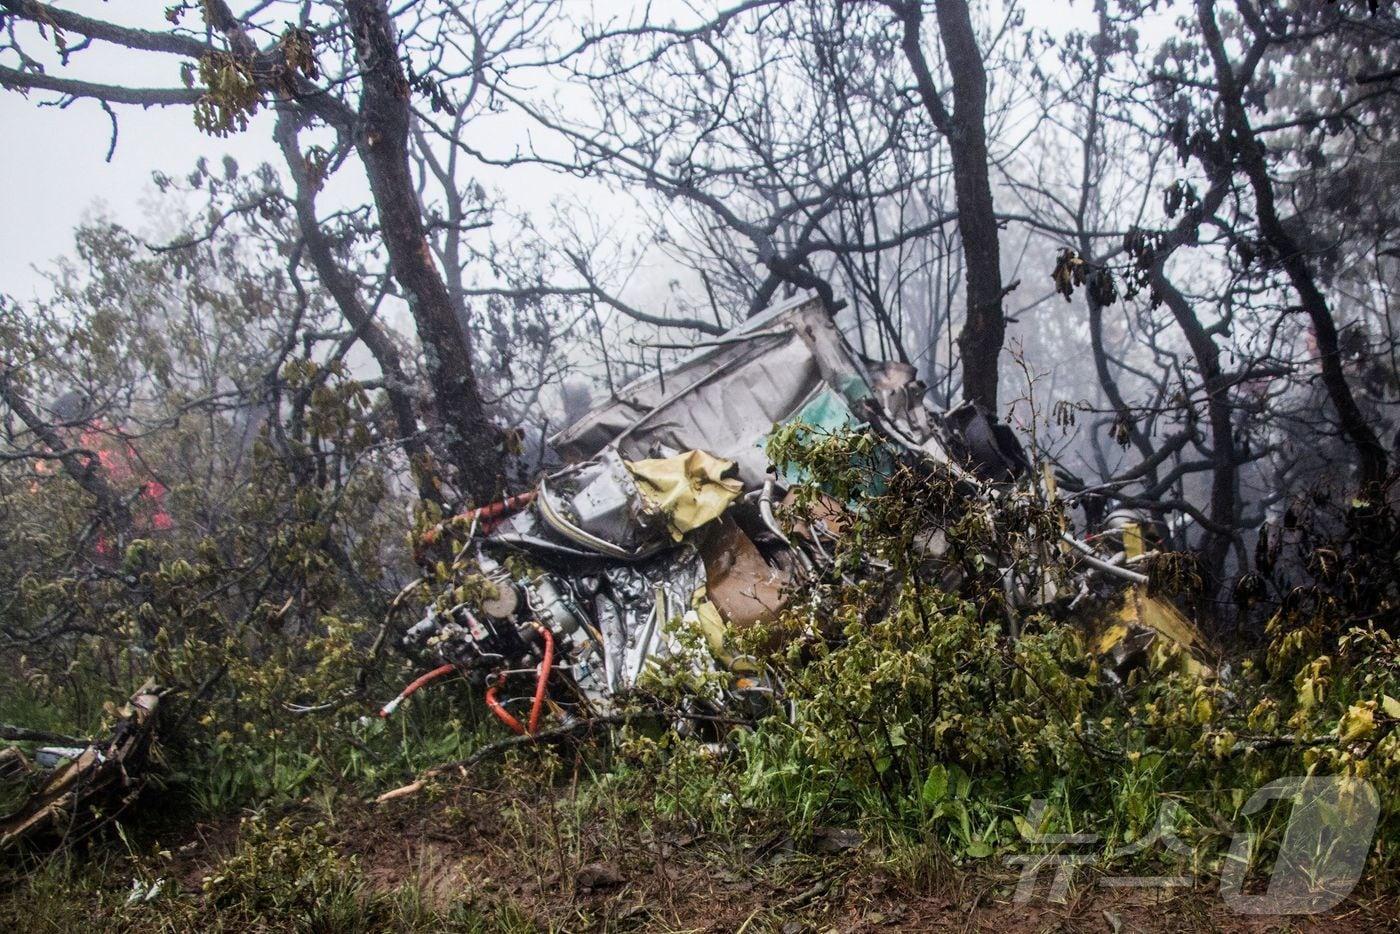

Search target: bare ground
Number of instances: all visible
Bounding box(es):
[146,777,1397,933]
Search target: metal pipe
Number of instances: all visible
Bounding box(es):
[487,533,604,560]
[1060,533,1150,584]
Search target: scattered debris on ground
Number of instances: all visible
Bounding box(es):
[0,296,1216,870]
[0,683,160,852]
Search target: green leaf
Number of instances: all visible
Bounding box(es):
[1013,814,1037,842]
[964,839,993,858]
[921,764,949,806]
[949,800,973,841]
[949,764,971,799]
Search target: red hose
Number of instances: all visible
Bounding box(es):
[417,490,537,553]
[527,625,554,734]
[464,490,537,533]
[484,625,555,735]
[379,663,456,718]
[485,679,525,734]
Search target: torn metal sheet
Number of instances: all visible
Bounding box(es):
[699,515,789,629]
[393,292,1201,740]
[1093,584,1213,684]
[600,547,710,694]
[552,294,879,488]
[536,448,668,559]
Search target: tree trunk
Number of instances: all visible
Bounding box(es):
[894,0,1005,412]
[1197,0,1387,485]
[274,111,444,506]
[344,0,504,504]
[1152,271,1237,584]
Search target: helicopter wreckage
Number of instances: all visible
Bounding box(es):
[385,293,1208,740]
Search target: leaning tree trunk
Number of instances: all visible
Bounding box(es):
[0,0,509,504]
[274,111,444,507]
[1197,0,1386,486]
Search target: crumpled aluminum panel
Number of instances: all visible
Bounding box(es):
[542,448,662,554]
[610,333,822,487]
[594,546,710,694]
[550,294,873,488]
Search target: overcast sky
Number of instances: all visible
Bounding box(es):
[0,2,1100,304]
[0,0,630,302]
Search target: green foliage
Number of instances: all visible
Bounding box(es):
[3,219,1398,908]
[195,52,261,136]
[625,427,1400,886]
[0,819,523,933]
[201,817,366,926]
[0,220,485,821]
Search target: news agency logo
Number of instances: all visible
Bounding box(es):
[1007,776,1381,914]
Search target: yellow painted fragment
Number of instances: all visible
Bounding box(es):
[626,450,744,541]
[1122,521,1144,559]
[1097,584,1212,679]
[1126,585,1198,649]
[691,595,728,658]
[1093,621,1131,656]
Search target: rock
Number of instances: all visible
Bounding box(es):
[812,826,862,854]
[575,862,625,892]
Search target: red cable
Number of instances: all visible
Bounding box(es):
[484,625,555,735]
[379,663,456,718]
[417,490,537,554]
[466,490,537,533]
[485,680,525,734]
[527,625,554,734]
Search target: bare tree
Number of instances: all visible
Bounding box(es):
[1192,0,1387,483]
[887,0,1008,412]
[0,0,565,502]
[488,2,960,350]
